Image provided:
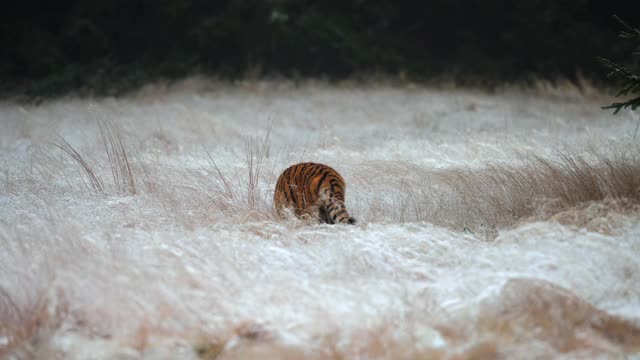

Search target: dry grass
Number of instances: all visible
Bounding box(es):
[45,125,640,234]
[98,119,136,194]
[51,137,104,193]
[204,125,273,211]
[41,121,138,195]
[2,83,639,359]
[242,126,272,209]
[361,150,640,237]
[474,278,640,356]
[200,127,278,222]
[444,152,640,230]
[8,145,638,357]
[33,119,279,227]
[0,285,63,358]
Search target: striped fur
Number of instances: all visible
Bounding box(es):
[274,162,356,225]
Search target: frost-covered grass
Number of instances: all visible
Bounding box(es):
[1,79,640,359]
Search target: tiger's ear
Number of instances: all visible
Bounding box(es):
[348,217,357,225]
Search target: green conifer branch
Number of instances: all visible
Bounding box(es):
[599,15,640,114]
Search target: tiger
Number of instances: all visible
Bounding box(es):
[274,162,357,225]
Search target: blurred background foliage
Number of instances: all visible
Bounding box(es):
[1,0,638,97]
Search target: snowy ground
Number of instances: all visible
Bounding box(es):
[1,79,640,359]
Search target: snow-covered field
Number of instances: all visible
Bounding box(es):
[2,79,640,359]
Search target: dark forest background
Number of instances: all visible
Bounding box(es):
[2,0,639,98]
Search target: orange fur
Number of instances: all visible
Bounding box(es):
[274,163,356,224]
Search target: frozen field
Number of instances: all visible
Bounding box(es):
[1,79,640,359]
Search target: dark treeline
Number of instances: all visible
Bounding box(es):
[2,0,639,97]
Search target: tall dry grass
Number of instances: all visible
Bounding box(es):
[97,120,136,194]
[39,120,138,195]
[51,137,103,193]
[202,126,278,222]
[243,127,271,209]
[358,150,640,236]
[30,117,640,233]
[440,152,640,229]
[39,119,278,224]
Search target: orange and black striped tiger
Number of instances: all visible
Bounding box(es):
[274,162,356,225]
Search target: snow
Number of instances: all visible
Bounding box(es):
[1,80,639,359]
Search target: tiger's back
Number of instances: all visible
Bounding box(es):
[274,162,356,224]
